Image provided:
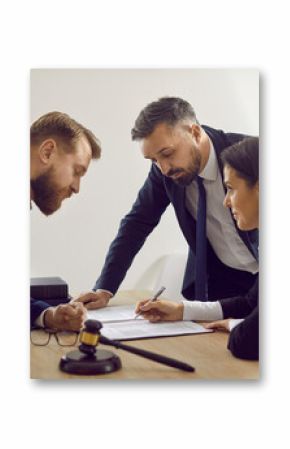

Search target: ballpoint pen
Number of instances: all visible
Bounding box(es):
[134,286,166,319]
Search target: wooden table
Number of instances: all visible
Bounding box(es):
[30,291,259,380]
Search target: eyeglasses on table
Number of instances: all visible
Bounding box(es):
[30,328,79,347]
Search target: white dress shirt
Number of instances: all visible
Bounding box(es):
[182,300,244,331]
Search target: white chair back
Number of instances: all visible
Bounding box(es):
[134,253,187,301]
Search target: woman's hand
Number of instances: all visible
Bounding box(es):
[135,299,184,322]
[204,319,231,332]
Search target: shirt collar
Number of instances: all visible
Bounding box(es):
[198,139,218,181]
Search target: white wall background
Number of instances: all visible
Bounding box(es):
[30,69,259,296]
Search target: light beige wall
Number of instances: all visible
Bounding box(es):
[30,69,259,296]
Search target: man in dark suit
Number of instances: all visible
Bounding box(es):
[74,97,258,309]
[30,111,101,329]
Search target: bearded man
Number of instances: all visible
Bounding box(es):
[30,111,101,329]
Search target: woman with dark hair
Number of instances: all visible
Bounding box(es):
[135,137,259,360]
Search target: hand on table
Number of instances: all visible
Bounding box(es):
[204,319,231,332]
[72,290,112,310]
[44,302,87,331]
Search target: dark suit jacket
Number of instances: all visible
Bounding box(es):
[94,125,258,300]
[220,278,259,360]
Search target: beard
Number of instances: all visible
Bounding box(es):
[168,146,201,186]
[31,168,68,216]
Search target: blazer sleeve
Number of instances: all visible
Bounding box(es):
[30,298,50,328]
[219,278,258,318]
[227,306,259,360]
[219,278,259,360]
[94,164,170,294]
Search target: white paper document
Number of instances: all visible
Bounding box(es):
[87,305,212,341]
[87,304,142,323]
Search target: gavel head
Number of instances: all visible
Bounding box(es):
[79,320,103,355]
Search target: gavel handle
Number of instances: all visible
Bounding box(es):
[99,335,195,372]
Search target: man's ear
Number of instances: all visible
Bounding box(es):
[38,139,57,165]
[190,123,201,143]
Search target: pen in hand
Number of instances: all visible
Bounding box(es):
[134,286,166,319]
